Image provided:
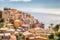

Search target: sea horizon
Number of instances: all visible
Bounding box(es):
[28,12,60,28]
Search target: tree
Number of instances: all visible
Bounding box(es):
[50,23,54,27]
[48,33,54,40]
[0,18,4,28]
[52,24,59,32]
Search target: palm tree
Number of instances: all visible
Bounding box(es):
[50,23,54,28]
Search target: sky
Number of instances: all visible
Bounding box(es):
[0,0,60,27]
[0,0,60,14]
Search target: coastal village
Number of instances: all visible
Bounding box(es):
[0,8,60,40]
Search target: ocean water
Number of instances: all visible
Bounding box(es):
[29,13,60,28]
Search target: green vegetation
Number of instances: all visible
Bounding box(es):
[55,32,60,40]
[48,33,54,40]
[52,25,59,32]
[49,32,60,40]
[0,18,4,28]
[49,24,60,40]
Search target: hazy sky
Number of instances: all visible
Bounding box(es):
[0,0,60,14]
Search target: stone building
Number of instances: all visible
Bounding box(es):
[2,8,11,22]
[2,8,21,23]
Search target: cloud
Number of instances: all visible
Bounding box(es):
[19,8,60,15]
[9,0,31,2]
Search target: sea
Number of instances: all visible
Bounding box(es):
[29,13,60,28]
